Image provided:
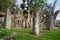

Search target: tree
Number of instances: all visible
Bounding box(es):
[21,0,27,28]
[1,0,16,29]
[43,0,59,30]
[54,10,60,26]
[42,4,52,30]
[54,10,60,20]
[27,0,47,35]
[49,0,57,30]
[27,0,31,28]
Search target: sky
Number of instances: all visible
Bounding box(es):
[47,0,60,20]
[16,0,60,20]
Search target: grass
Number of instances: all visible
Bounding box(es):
[40,30,60,40]
[0,25,60,40]
[15,27,60,40]
[0,25,20,38]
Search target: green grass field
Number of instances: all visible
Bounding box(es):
[0,26,60,40]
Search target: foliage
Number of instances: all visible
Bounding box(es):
[0,0,16,12]
[28,0,47,12]
[20,0,47,13]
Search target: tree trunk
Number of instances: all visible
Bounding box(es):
[50,16,54,30]
[21,9,26,27]
[32,9,40,35]
[5,8,11,29]
[31,15,33,29]
[44,14,50,30]
[23,17,27,28]
[14,12,17,27]
[44,11,54,30]
[23,18,25,28]
[27,9,31,28]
